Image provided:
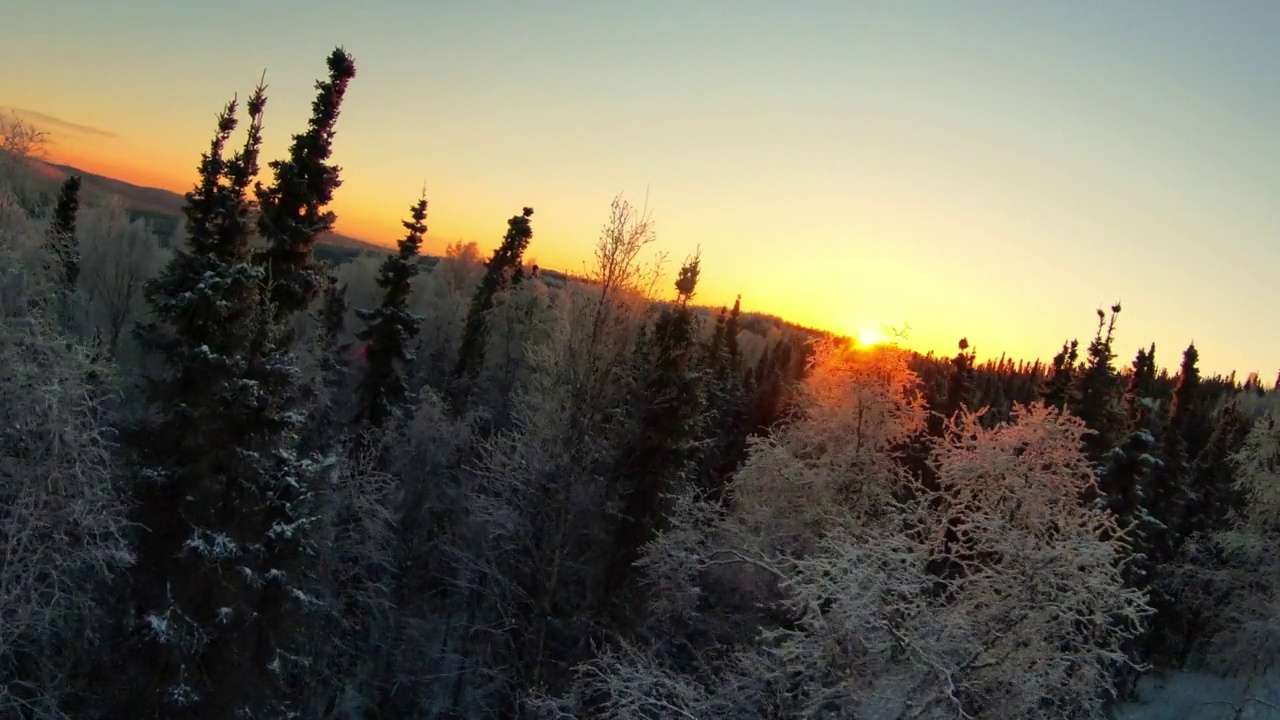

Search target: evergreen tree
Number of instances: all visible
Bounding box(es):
[1124,343,1224,667]
[124,83,324,719]
[319,267,350,348]
[256,48,357,319]
[1043,339,1079,411]
[604,254,705,608]
[1129,343,1159,400]
[705,305,727,368]
[1188,400,1251,536]
[1095,426,1163,573]
[354,193,427,428]
[455,206,534,379]
[696,296,752,499]
[1072,305,1125,460]
[942,337,976,421]
[304,266,353,452]
[45,174,81,293]
[1170,342,1212,459]
[725,294,741,371]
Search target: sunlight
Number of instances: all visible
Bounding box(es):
[853,326,884,347]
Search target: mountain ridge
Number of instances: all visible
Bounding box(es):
[35,159,388,254]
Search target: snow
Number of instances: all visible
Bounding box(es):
[145,613,169,640]
[1115,668,1280,720]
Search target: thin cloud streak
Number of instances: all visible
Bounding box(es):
[2,107,119,139]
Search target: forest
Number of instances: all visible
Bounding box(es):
[1,48,1278,720]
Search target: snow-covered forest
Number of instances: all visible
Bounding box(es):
[2,49,1278,720]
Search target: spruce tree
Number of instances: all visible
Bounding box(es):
[605,254,705,607]
[455,206,534,379]
[319,267,350,348]
[1042,339,1079,411]
[302,267,353,453]
[725,294,741,371]
[1128,344,1159,405]
[256,48,357,319]
[354,193,427,428]
[45,174,81,293]
[125,82,323,719]
[942,337,976,421]
[1131,338,1162,422]
[1187,399,1250,536]
[705,305,727,367]
[1072,305,1125,460]
[697,296,751,498]
[1170,342,1212,458]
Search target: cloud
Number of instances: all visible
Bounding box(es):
[1,107,119,139]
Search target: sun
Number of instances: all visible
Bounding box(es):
[852,326,884,347]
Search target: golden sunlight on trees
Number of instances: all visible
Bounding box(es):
[0,45,1274,720]
[852,325,884,347]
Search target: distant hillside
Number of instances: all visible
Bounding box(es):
[34,161,389,256]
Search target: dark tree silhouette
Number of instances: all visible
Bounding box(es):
[355,193,427,428]
[125,82,324,720]
[256,48,357,319]
[455,206,534,379]
[45,174,81,293]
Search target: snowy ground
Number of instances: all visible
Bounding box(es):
[1115,668,1280,720]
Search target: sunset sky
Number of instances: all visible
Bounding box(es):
[3,0,1279,376]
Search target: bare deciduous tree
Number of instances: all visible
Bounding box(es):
[0,243,132,717]
[77,198,169,353]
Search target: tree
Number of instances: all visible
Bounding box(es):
[1172,416,1280,673]
[604,254,707,608]
[1126,344,1159,420]
[1170,342,1212,459]
[1072,305,1125,460]
[472,273,556,427]
[0,242,131,718]
[125,81,328,719]
[46,175,81,293]
[725,295,741,372]
[552,353,1150,719]
[0,113,49,215]
[256,48,357,319]
[941,337,976,422]
[318,266,351,364]
[78,198,169,354]
[354,193,427,428]
[455,206,534,379]
[1043,339,1079,411]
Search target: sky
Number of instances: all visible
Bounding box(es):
[3,0,1279,377]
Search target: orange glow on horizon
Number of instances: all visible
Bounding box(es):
[852,326,885,348]
[44,144,188,196]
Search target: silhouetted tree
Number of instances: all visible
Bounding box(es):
[455,206,534,379]
[256,48,356,319]
[1073,305,1125,460]
[705,305,728,368]
[125,82,324,720]
[725,294,741,371]
[942,337,976,421]
[1170,343,1212,459]
[355,193,427,428]
[1129,344,1158,399]
[605,253,706,610]
[1043,339,1079,411]
[45,175,81,293]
